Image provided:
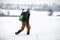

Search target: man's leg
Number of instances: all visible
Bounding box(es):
[26,23,31,35]
[15,22,25,35]
[20,22,26,32]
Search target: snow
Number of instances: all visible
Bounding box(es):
[0,10,60,40]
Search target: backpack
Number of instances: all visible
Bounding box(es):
[19,15,23,22]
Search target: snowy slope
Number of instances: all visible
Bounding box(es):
[0,10,60,40]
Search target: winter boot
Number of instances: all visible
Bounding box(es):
[15,30,21,35]
[27,31,30,35]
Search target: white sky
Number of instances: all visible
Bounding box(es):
[0,0,60,5]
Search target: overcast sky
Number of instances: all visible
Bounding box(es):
[0,0,60,5]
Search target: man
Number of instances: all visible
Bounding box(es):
[48,9,53,16]
[15,9,31,35]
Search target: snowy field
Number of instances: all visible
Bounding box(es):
[0,10,60,40]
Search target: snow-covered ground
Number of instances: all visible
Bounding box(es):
[0,10,60,40]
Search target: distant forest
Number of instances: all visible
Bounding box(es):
[0,3,60,11]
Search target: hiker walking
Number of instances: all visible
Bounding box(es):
[15,8,31,35]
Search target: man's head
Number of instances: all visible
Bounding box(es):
[22,9,24,11]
